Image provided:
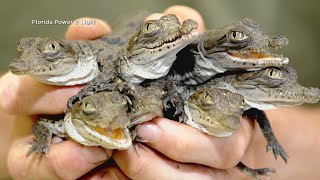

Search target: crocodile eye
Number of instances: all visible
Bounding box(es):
[201,92,214,106]
[44,41,60,53]
[228,31,248,42]
[82,101,97,115]
[265,68,283,79]
[203,92,211,100]
[143,21,159,36]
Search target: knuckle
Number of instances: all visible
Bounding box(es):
[129,159,147,178]
[214,137,247,168]
[125,147,149,179]
[47,149,78,180]
[163,136,193,161]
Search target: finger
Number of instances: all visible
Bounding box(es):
[65,17,112,40]
[113,144,229,180]
[7,136,112,180]
[81,166,130,180]
[136,117,254,169]
[164,5,206,32]
[0,72,82,115]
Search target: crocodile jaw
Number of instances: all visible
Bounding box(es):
[184,102,235,137]
[35,56,100,86]
[64,113,132,149]
[64,113,100,146]
[206,51,289,71]
[121,31,198,83]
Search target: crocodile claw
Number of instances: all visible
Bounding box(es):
[66,91,89,111]
[237,162,276,180]
[26,140,50,160]
[178,112,188,123]
[244,168,276,180]
[266,141,288,163]
[163,96,174,110]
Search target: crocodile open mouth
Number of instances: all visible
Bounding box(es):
[91,126,127,140]
[228,50,286,61]
[229,50,272,59]
[80,123,132,150]
[223,49,289,68]
[65,112,132,150]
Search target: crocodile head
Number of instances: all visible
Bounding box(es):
[199,18,289,70]
[121,14,198,83]
[185,88,244,137]
[10,37,99,85]
[65,91,132,149]
[128,86,164,127]
[215,66,320,109]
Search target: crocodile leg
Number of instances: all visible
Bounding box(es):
[236,162,276,180]
[66,72,117,109]
[243,108,288,163]
[27,118,67,159]
[163,82,188,122]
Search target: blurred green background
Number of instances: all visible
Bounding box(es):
[0,0,319,88]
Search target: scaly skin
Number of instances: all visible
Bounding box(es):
[208,65,320,108]
[184,88,276,179]
[9,14,198,101]
[66,91,132,150]
[185,88,244,137]
[27,81,167,157]
[27,91,131,157]
[182,66,320,179]
[169,18,289,85]
[127,84,165,127]
[10,12,148,86]
[66,14,198,109]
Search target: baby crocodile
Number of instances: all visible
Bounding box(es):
[27,91,131,158]
[27,82,166,157]
[10,12,148,85]
[186,88,275,179]
[65,14,197,108]
[183,66,320,178]
[169,18,289,85]
[10,13,198,110]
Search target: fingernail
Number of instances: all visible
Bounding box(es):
[81,146,109,164]
[137,122,159,143]
[51,136,63,144]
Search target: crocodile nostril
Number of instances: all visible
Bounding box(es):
[269,34,289,48]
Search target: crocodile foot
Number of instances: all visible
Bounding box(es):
[236,162,276,180]
[26,139,50,160]
[243,108,288,163]
[267,140,288,163]
[27,118,66,159]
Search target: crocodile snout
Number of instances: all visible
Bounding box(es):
[9,59,28,74]
[305,87,320,103]
[269,34,289,49]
